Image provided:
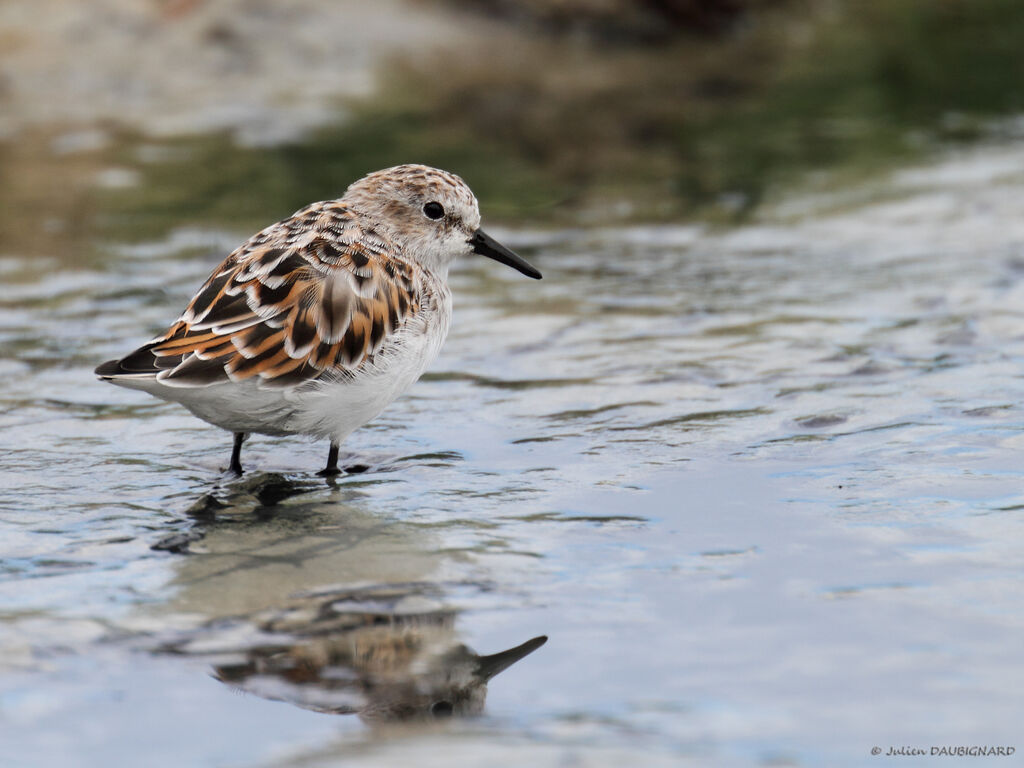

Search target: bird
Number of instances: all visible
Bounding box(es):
[95,164,542,475]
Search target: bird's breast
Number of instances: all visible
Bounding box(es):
[287,279,452,442]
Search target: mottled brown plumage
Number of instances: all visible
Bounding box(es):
[96,164,541,474]
[110,200,425,389]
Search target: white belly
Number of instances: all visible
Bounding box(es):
[286,321,447,441]
[115,301,451,443]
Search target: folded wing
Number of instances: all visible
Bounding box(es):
[96,202,420,389]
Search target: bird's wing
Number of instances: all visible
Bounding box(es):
[96,201,423,389]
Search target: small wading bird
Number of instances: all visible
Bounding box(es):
[96,165,541,475]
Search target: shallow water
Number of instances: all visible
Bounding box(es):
[3,142,1024,766]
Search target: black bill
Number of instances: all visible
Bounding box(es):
[470,229,542,279]
[474,635,548,681]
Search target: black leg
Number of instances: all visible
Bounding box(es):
[318,442,341,477]
[229,432,245,475]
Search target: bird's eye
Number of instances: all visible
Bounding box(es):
[431,700,454,717]
[423,202,445,220]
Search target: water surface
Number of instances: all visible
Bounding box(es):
[2,143,1024,766]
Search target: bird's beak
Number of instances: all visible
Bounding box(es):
[470,229,542,279]
[474,635,548,681]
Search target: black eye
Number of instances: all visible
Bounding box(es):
[423,202,445,220]
[431,700,453,717]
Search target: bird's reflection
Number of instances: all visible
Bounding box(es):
[152,474,546,721]
[167,582,546,722]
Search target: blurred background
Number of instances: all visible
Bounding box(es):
[3,0,1024,251]
[3,2,1024,767]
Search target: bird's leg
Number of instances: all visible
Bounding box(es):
[229,432,246,475]
[318,442,341,477]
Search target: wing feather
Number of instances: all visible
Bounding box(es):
[107,201,425,389]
